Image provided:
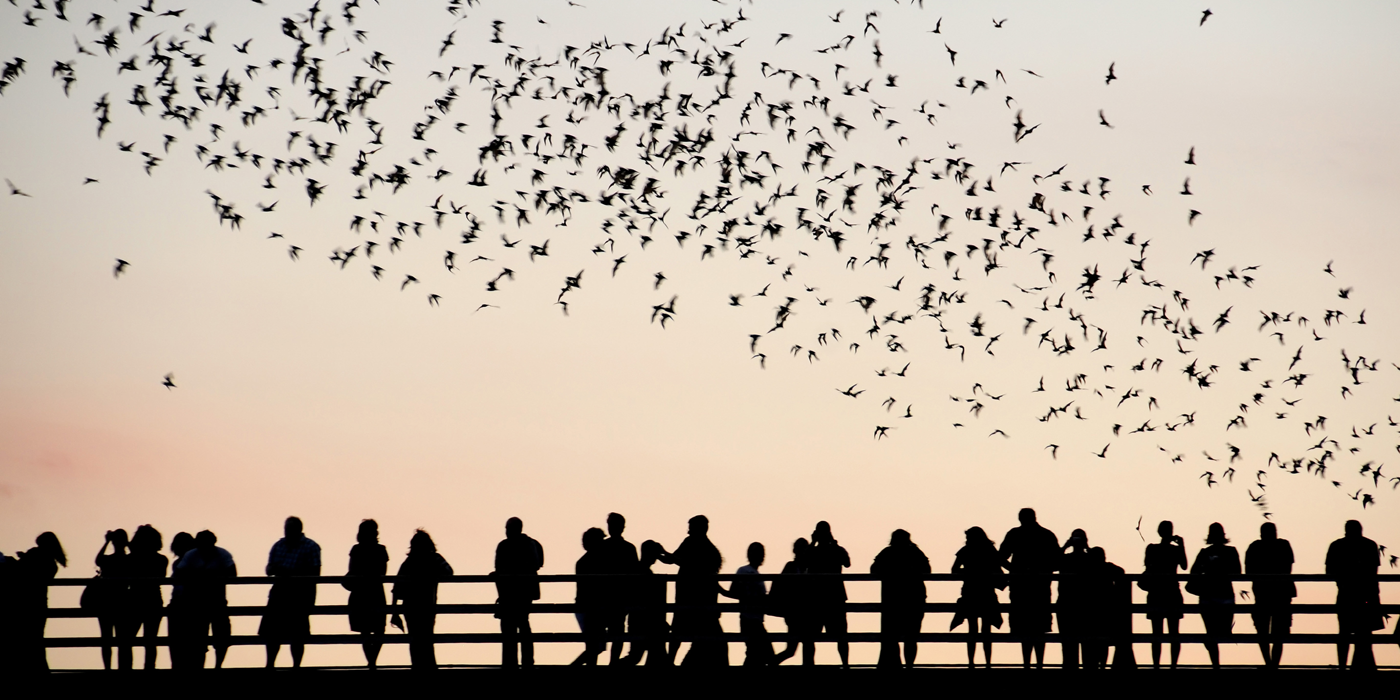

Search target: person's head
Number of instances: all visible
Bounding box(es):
[131,525,163,553]
[747,542,765,567]
[1088,547,1106,565]
[1018,508,1037,526]
[582,527,606,552]
[792,537,810,558]
[1158,520,1174,541]
[1259,522,1277,541]
[640,540,663,567]
[688,515,709,537]
[106,528,129,549]
[965,526,990,547]
[1067,528,1088,549]
[171,532,195,558]
[1344,520,1362,538]
[409,529,436,554]
[358,519,379,545]
[284,516,304,539]
[1205,522,1228,545]
[607,512,625,537]
[812,520,833,544]
[36,532,66,567]
[890,529,911,547]
[506,517,523,537]
[195,530,218,550]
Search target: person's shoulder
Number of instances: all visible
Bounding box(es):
[737,564,757,575]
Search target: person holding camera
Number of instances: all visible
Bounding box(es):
[1142,520,1188,669]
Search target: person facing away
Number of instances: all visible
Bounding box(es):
[1056,528,1091,670]
[600,512,639,665]
[999,507,1059,668]
[124,525,168,670]
[808,520,852,668]
[617,540,670,667]
[1082,547,1135,670]
[93,528,130,671]
[1244,522,1295,669]
[493,516,544,669]
[571,527,609,666]
[1325,519,1382,670]
[14,532,66,673]
[657,514,727,666]
[392,529,453,670]
[1142,520,1187,669]
[770,538,814,666]
[871,529,930,669]
[1189,522,1239,669]
[722,542,774,667]
[165,531,195,670]
[260,516,321,669]
[175,530,236,670]
[952,526,1004,669]
[344,519,389,669]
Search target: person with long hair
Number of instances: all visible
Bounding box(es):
[125,525,168,670]
[952,526,1004,668]
[770,538,813,665]
[1189,522,1239,669]
[93,528,130,670]
[571,527,608,665]
[344,519,389,668]
[392,529,453,670]
[1142,520,1187,668]
[17,532,66,672]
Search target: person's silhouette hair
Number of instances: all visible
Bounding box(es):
[722,542,774,666]
[872,529,930,669]
[1142,520,1187,668]
[571,527,608,665]
[1326,520,1382,670]
[952,526,1004,668]
[260,516,321,669]
[344,519,389,668]
[658,515,727,666]
[770,538,813,665]
[93,527,130,670]
[808,520,852,668]
[392,529,453,670]
[601,512,639,664]
[125,525,168,670]
[1245,522,1295,668]
[998,507,1059,668]
[1189,522,1239,669]
[492,516,544,668]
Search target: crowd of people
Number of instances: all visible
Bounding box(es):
[0,509,1392,671]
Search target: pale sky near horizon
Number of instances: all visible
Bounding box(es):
[1,0,1398,668]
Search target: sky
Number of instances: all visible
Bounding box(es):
[1,0,1398,668]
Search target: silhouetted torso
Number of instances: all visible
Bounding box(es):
[670,535,722,606]
[393,551,453,610]
[807,540,850,606]
[1326,533,1381,634]
[1244,538,1295,604]
[871,542,930,606]
[1143,542,1187,606]
[1189,544,1239,601]
[999,523,1058,635]
[494,533,544,604]
[347,542,389,632]
[126,549,169,613]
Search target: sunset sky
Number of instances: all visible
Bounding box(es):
[1,0,1397,668]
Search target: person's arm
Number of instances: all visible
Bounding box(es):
[310,543,322,576]
[1175,543,1188,571]
[265,543,278,576]
[839,546,851,569]
[95,536,111,567]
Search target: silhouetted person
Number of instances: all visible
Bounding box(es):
[93,528,130,670]
[808,521,851,667]
[1245,522,1294,668]
[165,531,195,669]
[999,508,1059,668]
[1101,547,1136,669]
[872,529,930,669]
[952,526,1004,669]
[1081,547,1134,670]
[1056,528,1090,669]
[1142,520,1187,668]
[125,525,168,670]
[572,527,608,665]
[1189,522,1238,669]
[493,517,543,668]
[658,515,727,666]
[260,516,321,668]
[770,538,814,665]
[722,542,774,666]
[392,529,453,670]
[618,540,670,666]
[1325,520,1381,670]
[14,532,66,672]
[601,512,638,664]
[175,530,236,669]
[345,519,389,668]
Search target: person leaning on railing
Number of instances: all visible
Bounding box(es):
[1326,520,1382,670]
[391,529,453,671]
[7,532,66,673]
[1188,523,1239,670]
